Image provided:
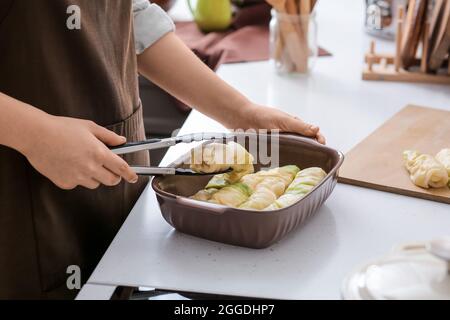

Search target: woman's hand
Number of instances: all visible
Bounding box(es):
[20,115,138,190]
[237,103,326,145]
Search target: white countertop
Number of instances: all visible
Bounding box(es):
[78,0,450,300]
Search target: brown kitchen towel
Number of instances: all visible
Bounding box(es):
[175,2,331,71]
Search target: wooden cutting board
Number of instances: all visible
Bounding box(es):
[338,105,450,204]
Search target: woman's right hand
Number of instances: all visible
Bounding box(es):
[20,115,138,190]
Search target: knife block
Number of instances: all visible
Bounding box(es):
[363,5,450,85]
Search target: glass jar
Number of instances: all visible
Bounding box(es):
[269,9,318,75]
[364,0,407,40]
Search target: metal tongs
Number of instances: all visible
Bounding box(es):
[110,132,235,176]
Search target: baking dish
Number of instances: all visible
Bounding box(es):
[151,133,344,249]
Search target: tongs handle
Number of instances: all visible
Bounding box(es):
[110,132,234,155]
[129,167,232,176]
[130,167,176,176]
[110,138,177,155]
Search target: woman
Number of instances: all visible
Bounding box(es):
[0,0,325,299]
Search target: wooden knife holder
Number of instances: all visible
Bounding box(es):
[363,4,450,85]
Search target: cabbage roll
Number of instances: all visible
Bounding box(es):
[238,166,300,210]
[436,149,450,187]
[403,150,448,189]
[238,181,282,210]
[240,173,264,190]
[257,165,300,186]
[240,166,298,192]
[265,167,326,210]
[189,141,254,189]
[286,167,326,191]
[190,143,227,173]
[209,183,252,207]
[190,141,253,175]
[226,141,255,177]
[205,173,231,189]
[190,188,219,201]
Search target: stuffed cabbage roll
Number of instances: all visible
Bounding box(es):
[256,165,300,186]
[238,180,284,210]
[238,166,300,210]
[205,173,232,189]
[206,169,256,189]
[189,142,227,173]
[239,172,264,190]
[286,167,326,191]
[209,183,252,207]
[190,141,253,174]
[239,165,298,191]
[436,148,450,174]
[189,141,254,189]
[403,150,448,189]
[190,188,219,201]
[265,167,327,210]
[436,148,450,187]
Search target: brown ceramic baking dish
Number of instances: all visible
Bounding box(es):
[151,133,344,249]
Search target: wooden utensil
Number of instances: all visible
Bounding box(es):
[288,0,309,72]
[420,22,430,73]
[395,5,405,71]
[428,0,445,44]
[270,0,287,61]
[339,105,450,205]
[401,0,429,69]
[267,0,287,12]
[285,0,298,14]
[267,0,307,72]
[363,3,450,84]
[429,0,450,71]
[300,0,311,14]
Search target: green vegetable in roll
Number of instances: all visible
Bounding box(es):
[209,182,252,207]
[241,165,300,189]
[190,188,219,201]
[239,172,264,190]
[265,167,326,210]
[238,165,300,210]
[205,169,255,189]
[190,165,304,211]
[190,141,254,189]
[205,173,231,189]
[238,184,279,210]
[257,165,300,186]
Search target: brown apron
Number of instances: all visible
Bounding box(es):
[0,0,149,299]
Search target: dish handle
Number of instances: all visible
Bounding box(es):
[175,197,228,215]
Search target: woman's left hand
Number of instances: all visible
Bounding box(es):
[238,104,326,145]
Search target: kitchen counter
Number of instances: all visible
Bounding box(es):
[77,0,450,300]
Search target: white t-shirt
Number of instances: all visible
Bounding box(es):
[132,0,175,54]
